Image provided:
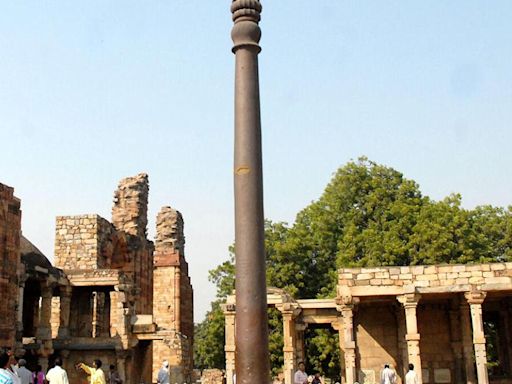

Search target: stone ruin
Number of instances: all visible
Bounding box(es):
[0,174,193,384]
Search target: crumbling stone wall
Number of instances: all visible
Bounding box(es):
[0,183,21,349]
[112,173,149,238]
[152,206,194,384]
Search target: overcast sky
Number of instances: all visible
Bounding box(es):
[1,1,511,321]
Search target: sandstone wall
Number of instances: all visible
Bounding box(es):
[54,214,113,270]
[0,183,21,349]
[112,173,149,238]
[356,304,400,380]
[152,206,194,383]
[338,262,512,294]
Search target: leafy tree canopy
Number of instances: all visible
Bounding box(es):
[195,157,512,375]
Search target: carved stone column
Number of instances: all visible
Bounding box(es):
[337,297,358,384]
[37,285,53,340]
[58,286,72,338]
[449,306,464,384]
[396,304,408,379]
[460,299,477,384]
[295,322,307,366]
[223,304,236,384]
[397,293,422,384]
[16,279,26,338]
[116,350,128,384]
[277,303,300,384]
[465,291,489,384]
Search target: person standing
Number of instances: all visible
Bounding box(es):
[46,358,69,384]
[294,362,308,384]
[78,360,106,384]
[14,360,31,384]
[108,365,122,384]
[380,364,396,384]
[405,364,418,384]
[156,361,169,384]
[0,353,14,384]
[32,365,44,384]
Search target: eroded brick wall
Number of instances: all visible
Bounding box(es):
[152,206,194,383]
[112,173,149,238]
[0,183,21,349]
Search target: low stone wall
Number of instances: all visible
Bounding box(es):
[338,262,512,292]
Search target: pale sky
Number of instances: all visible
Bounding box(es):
[1,1,511,321]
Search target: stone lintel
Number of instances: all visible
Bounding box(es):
[65,269,124,286]
[350,286,403,296]
[296,298,337,309]
[302,315,339,324]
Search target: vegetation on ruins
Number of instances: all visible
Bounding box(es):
[194,157,512,376]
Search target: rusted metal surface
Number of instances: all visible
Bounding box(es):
[231,1,270,383]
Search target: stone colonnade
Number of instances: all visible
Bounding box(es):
[223,289,500,384]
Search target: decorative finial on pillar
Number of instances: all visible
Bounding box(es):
[231,0,262,53]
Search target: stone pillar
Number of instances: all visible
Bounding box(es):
[397,293,422,384]
[223,304,236,384]
[465,291,489,384]
[116,350,128,384]
[396,305,408,379]
[277,304,300,384]
[460,299,477,384]
[37,285,53,340]
[16,280,26,338]
[295,322,307,365]
[506,301,512,376]
[337,297,358,384]
[449,306,464,384]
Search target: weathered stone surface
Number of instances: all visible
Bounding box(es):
[0,183,21,349]
[1,175,193,384]
[112,173,149,238]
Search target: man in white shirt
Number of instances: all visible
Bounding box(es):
[405,364,418,384]
[380,364,396,384]
[46,358,69,384]
[294,362,308,384]
[156,361,170,384]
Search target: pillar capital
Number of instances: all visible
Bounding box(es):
[221,303,236,314]
[336,295,359,312]
[231,0,262,53]
[276,302,301,318]
[397,292,421,307]
[60,285,72,298]
[464,290,486,305]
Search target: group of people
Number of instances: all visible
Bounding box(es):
[293,361,419,384]
[380,364,418,384]
[0,352,122,384]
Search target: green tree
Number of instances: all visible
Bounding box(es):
[194,301,226,369]
[194,157,512,375]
